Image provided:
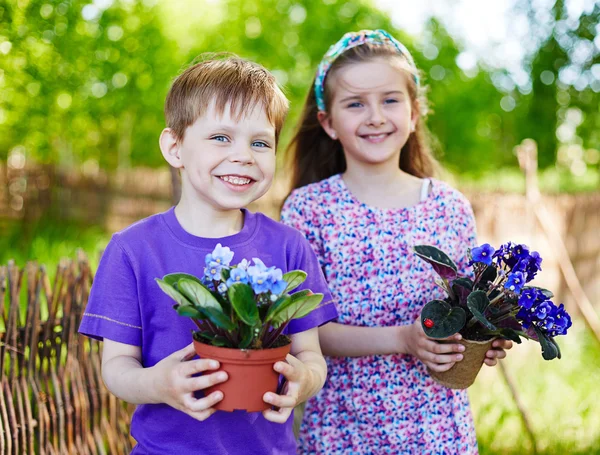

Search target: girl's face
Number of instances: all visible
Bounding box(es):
[318,58,418,169]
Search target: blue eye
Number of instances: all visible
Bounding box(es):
[347,102,363,108]
[384,98,399,104]
[252,141,270,148]
[211,135,229,142]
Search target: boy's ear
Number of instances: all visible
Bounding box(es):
[159,128,183,168]
[317,111,338,140]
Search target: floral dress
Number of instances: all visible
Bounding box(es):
[281,174,479,455]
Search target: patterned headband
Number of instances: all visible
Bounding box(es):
[314,29,420,112]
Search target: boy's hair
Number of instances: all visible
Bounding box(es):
[287,42,439,191]
[165,54,289,144]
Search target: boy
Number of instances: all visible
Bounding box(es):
[79,56,337,454]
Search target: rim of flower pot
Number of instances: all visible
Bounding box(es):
[193,338,291,363]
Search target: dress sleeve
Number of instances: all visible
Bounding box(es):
[280,189,326,269]
[78,235,143,346]
[285,233,338,335]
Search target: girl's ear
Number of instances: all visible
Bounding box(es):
[159,128,183,168]
[317,110,338,140]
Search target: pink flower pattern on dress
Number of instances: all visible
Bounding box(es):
[281,174,479,455]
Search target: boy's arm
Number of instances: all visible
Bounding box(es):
[262,327,326,423]
[101,339,228,421]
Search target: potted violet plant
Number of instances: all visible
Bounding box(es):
[156,244,324,412]
[414,242,572,389]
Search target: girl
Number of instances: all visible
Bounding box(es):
[281,30,512,454]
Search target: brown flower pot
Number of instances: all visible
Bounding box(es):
[427,337,496,389]
[193,340,291,412]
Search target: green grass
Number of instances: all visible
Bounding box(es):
[0,217,109,272]
[471,320,600,454]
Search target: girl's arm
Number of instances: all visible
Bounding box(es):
[101,339,228,421]
[262,327,327,423]
[319,321,465,372]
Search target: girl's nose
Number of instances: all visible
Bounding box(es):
[367,105,386,126]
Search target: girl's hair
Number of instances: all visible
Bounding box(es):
[287,42,439,190]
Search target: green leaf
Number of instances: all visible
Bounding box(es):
[265,291,309,322]
[199,307,236,331]
[175,304,204,319]
[477,266,497,288]
[269,292,323,327]
[238,324,255,349]
[227,283,259,326]
[421,300,466,338]
[281,270,307,294]
[155,278,194,306]
[534,326,560,360]
[178,278,222,311]
[498,328,523,344]
[549,336,562,359]
[414,245,458,280]
[467,290,497,331]
[162,273,203,288]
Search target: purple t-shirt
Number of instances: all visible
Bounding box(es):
[79,207,337,455]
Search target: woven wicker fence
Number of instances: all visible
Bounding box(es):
[0,255,133,455]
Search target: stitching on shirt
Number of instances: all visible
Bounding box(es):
[83,313,142,330]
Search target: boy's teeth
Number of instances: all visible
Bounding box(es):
[221,176,251,185]
[366,133,387,139]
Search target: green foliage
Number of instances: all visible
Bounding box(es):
[156,270,323,349]
[421,299,467,338]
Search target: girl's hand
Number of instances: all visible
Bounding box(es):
[484,338,513,366]
[262,354,313,424]
[149,343,228,422]
[403,320,465,372]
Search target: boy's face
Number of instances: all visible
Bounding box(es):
[165,101,276,212]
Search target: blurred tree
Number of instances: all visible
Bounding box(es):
[0,0,177,169]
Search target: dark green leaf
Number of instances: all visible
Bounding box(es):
[414,245,458,280]
[534,326,560,360]
[420,300,466,338]
[199,307,236,331]
[467,290,497,331]
[238,324,255,349]
[175,304,204,319]
[499,328,523,344]
[477,266,497,288]
[227,283,259,326]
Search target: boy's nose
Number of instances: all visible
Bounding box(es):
[229,145,255,164]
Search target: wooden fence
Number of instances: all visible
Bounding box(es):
[0,256,134,454]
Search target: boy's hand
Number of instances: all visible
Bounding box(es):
[403,320,465,372]
[262,354,313,424]
[484,339,513,366]
[150,343,228,422]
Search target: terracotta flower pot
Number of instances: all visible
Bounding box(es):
[427,337,496,389]
[194,340,291,412]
